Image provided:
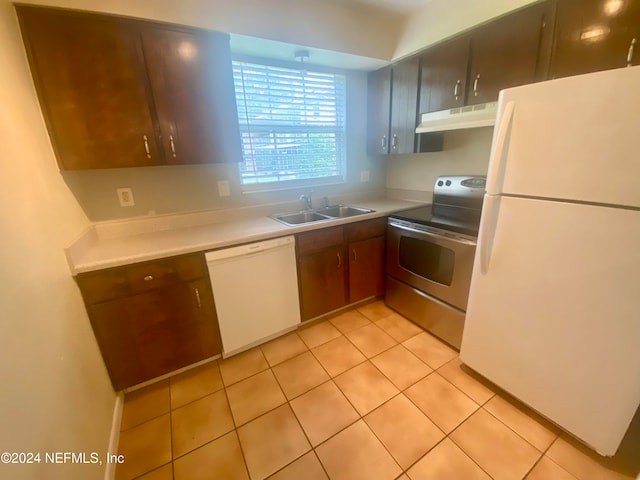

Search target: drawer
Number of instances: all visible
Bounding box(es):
[345,218,386,242]
[296,226,344,255]
[77,253,206,304]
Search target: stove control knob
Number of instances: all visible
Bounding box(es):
[445,180,452,186]
[437,180,444,186]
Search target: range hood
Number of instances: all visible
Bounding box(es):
[415,102,498,133]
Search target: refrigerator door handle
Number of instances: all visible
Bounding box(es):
[479,195,500,274]
[486,101,515,195]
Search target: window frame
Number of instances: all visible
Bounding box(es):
[232,55,348,193]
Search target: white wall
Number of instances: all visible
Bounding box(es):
[0,2,115,479]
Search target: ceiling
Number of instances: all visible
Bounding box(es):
[340,0,433,13]
[230,0,435,71]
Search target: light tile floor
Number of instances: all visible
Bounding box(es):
[115,301,637,480]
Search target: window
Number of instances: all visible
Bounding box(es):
[232,59,347,188]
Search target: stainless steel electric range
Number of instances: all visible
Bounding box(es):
[386,175,486,349]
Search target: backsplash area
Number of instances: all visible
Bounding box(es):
[385,127,493,193]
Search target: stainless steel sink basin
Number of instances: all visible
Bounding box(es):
[271,211,331,226]
[317,205,374,218]
[270,204,375,226]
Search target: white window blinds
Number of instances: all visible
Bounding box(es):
[232,60,347,187]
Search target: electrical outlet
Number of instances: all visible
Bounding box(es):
[360,170,370,182]
[117,187,135,207]
[217,180,230,197]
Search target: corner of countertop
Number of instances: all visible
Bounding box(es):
[65,225,99,276]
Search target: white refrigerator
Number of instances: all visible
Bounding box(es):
[460,65,640,456]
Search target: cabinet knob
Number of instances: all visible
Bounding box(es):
[473,74,480,97]
[143,135,151,159]
[143,275,154,282]
[627,38,637,67]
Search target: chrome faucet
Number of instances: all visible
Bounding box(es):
[299,192,313,210]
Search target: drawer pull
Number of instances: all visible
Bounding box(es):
[143,135,151,159]
[627,38,636,66]
[454,79,461,100]
[473,74,480,97]
[143,275,154,282]
[195,287,201,309]
[337,252,342,268]
[352,249,357,262]
[169,135,177,158]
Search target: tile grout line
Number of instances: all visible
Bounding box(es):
[128,305,550,480]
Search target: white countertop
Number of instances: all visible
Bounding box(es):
[66,198,424,275]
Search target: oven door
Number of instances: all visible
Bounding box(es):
[387,220,477,311]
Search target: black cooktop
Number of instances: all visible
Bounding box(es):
[389,175,486,237]
[390,205,481,237]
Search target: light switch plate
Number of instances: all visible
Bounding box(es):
[217,180,230,197]
[360,170,370,182]
[117,187,135,207]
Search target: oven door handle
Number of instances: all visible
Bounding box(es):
[389,221,477,246]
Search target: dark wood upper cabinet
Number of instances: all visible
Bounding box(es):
[16,6,241,170]
[390,57,421,154]
[368,58,440,155]
[418,2,554,112]
[468,2,554,105]
[17,8,161,170]
[419,36,470,113]
[141,26,241,165]
[367,66,392,155]
[551,0,640,78]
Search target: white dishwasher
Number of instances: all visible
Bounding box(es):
[205,235,300,357]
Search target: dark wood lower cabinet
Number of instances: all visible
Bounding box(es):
[77,253,221,391]
[348,236,385,303]
[298,246,347,321]
[296,218,386,321]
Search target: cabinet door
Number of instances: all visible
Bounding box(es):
[348,236,385,303]
[419,36,470,113]
[367,66,392,155]
[468,2,553,105]
[141,27,242,164]
[552,0,640,78]
[89,281,220,390]
[390,57,420,154]
[17,7,161,170]
[298,247,347,321]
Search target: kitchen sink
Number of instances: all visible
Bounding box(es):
[272,211,331,226]
[270,204,375,226]
[317,205,373,218]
